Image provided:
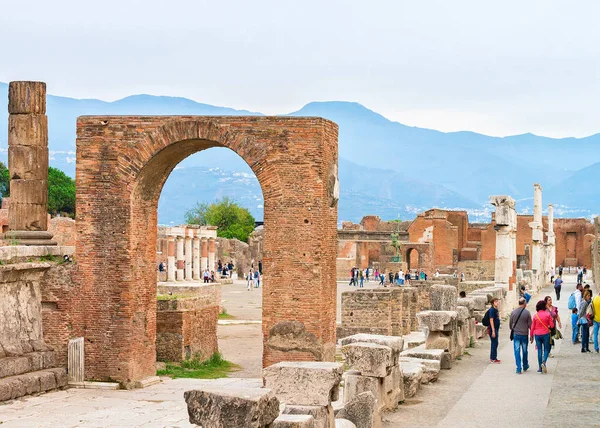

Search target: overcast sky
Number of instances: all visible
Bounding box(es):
[1,0,599,138]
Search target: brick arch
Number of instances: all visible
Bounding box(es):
[75,116,338,386]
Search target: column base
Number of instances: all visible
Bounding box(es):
[2,230,57,246]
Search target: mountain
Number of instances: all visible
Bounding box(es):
[2,82,599,223]
[545,162,600,218]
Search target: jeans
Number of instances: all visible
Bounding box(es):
[581,321,590,351]
[489,330,499,360]
[359,278,364,288]
[594,321,600,352]
[513,334,529,371]
[554,286,561,301]
[572,322,580,343]
[534,333,551,370]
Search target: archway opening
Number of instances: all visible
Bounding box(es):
[406,247,420,271]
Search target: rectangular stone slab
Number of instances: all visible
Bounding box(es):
[263,362,343,406]
[283,404,334,428]
[184,387,280,428]
[340,334,403,364]
[342,342,393,378]
[273,414,315,428]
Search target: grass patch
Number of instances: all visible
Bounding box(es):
[218,308,234,319]
[157,293,194,301]
[157,353,239,379]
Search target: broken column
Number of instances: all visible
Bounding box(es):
[416,310,457,367]
[341,334,404,412]
[491,195,518,307]
[5,81,55,245]
[264,361,343,428]
[529,184,543,291]
[547,203,556,274]
[184,387,280,428]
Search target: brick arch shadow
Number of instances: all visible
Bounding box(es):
[74,116,339,386]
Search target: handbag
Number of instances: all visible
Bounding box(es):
[510,308,525,341]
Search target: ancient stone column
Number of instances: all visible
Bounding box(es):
[529,184,543,273]
[547,203,556,272]
[192,234,201,280]
[5,81,55,245]
[491,196,517,307]
[167,236,176,281]
[208,238,216,273]
[201,238,209,271]
[184,234,193,280]
[176,236,185,280]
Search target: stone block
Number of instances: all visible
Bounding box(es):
[38,370,57,391]
[430,285,457,311]
[425,331,450,351]
[342,343,393,378]
[456,297,474,310]
[263,362,343,406]
[184,387,280,428]
[335,420,357,428]
[340,334,403,364]
[8,81,46,114]
[8,146,49,180]
[21,373,41,395]
[402,364,423,398]
[383,365,404,407]
[441,351,453,369]
[343,371,383,407]
[46,367,68,387]
[336,391,381,428]
[273,414,315,428]
[0,379,12,401]
[470,295,488,311]
[401,360,438,384]
[0,356,31,378]
[283,404,334,428]
[416,311,457,332]
[475,324,487,339]
[400,348,444,361]
[456,306,470,324]
[472,310,486,323]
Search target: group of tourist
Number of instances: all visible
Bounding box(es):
[348,267,428,287]
[246,268,262,290]
[486,276,600,376]
[217,260,236,278]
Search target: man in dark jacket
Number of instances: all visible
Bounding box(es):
[489,298,501,363]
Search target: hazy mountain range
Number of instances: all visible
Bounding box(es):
[1,81,598,224]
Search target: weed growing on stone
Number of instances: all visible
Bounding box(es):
[218,308,234,319]
[157,353,239,379]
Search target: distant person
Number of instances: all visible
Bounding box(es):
[246,269,253,291]
[531,300,554,373]
[434,269,440,278]
[550,267,555,284]
[349,267,356,286]
[558,265,563,277]
[228,261,234,278]
[258,260,263,275]
[254,269,260,288]
[217,260,223,274]
[460,272,465,282]
[365,268,370,282]
[359,269,364,288]
[510,297,532,374]
[388,271,394,285]
[553,276,563,300]
[571,308,579,344]
[592,291,600,353]
[520,285,531,304]
[379,272,385,286]
[158,262,165,272]
[583,265,588,279]
[578,290,592,353]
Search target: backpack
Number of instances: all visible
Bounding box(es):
[481,308,491,327]
[568,293,577,310]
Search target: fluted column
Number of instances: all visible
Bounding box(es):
[208,238,216,273]
[184,234,192,280]
[192,235,201,280]
[176,236,185,281]
[167,236,176,281]
[201,237,209,271]
[491,195,518,308]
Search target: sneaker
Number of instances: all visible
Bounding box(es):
[537,369,542,373]
[596,349,599,353]
[492,359,501,364]
[516,370,522,374]
[523,365,529,372]
[541,363,547,374]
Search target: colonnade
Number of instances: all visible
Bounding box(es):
[165,227,217,281]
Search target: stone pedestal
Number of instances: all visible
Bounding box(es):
[4,81,55,246]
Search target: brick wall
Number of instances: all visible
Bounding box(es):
[75,116,338,384]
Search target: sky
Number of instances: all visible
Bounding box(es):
[1,0,599,138]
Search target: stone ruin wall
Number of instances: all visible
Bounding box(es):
[456,260,495,281]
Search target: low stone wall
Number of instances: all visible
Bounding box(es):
[156,284,220,362]
[457,280,496,295]
[457,260,495,281]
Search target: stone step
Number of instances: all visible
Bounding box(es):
[0,351,57,379]
[0,368,67,402]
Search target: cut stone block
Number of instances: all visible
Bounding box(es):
[263,362,343,406]
[425,331,450,351]
[283,404,334,428]
[340,334,403,364]
[456,297,475,311]
[335,420,357,428]
[342,343,393,378]
[336,391,381,428]
[470,296,488,311]
[441,351,453,369]
[273,414,315,428]
[472,310,486,323]
[456,306,470,324]
[343,371,383,407]
[400,348,444,361]
[184,387,280,428]
[475,324,487,339]
[383,365,404,408]
[416,311,457,332]
[430,285,457,311]
[400,360,439,384]
[402,364,423,398]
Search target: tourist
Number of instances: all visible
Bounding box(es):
[520,285,531,304]
[222,266,228,278]
[354,268,359,285]
[577,266,583,285]
[488,297,501,363]
[253,269,260,288]
[544,296,562,357]
[394,271,400,285]
[423,272,428,280]
[578,290,592,353]
[583,265,588,279]
[553,276,563,300]
[246,269,253,291]
[420,270,425,280]
[374,268,379,282]
[258,260,263,275]
[359,269,364,288]
[452,270,458,279]
[210,270,216,282]
[203,269,210,283]
[460,272,465,282]
[558,265,563,277]
[379,272,385,286]
[434,269,440,278]
[388,271,394,285]
[459,290,467,298]
[530,300,554,373]
[349,267,356,286]
[228,261,234,278]
[550,267,555,284]
[592,291,600,353]
[158,261,165,272]
[509,297,532,374]
[399,269,404,285]
[217,259,223,275]
[571,308,579,344]
[365,268,370,282]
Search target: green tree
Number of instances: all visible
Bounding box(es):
[185,197,256,242]
[48,167,75,217]
[0,162,9,203]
